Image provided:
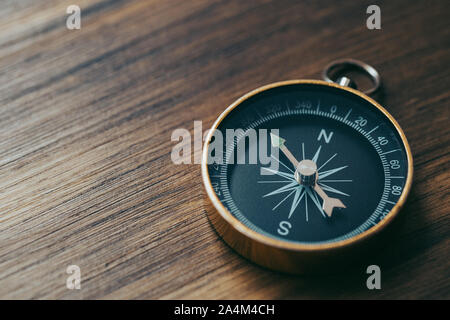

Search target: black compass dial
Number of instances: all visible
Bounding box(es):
[206,83,409,244]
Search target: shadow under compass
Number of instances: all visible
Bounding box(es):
[250,185,432,299]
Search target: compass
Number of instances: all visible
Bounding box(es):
[201,60,413,273]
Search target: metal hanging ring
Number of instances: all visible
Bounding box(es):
[322,59,381,95]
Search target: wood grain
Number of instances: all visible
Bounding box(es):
[0,0,448,299]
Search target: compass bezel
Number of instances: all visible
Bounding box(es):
[201,80,413,264]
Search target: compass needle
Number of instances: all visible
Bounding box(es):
[270,132,299,169]
[270,155,295,173]
[314,183,346,217]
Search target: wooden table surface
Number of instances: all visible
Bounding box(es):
[0,0,449,299]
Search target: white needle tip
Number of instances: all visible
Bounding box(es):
[270,132,285,148]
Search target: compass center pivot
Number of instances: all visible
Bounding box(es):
[294,159,317,186]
